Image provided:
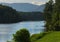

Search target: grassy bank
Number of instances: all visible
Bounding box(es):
[31,31,60,42]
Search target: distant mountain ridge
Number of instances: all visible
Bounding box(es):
[1,3,45,12]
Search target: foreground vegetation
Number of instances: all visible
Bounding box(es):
[11,30,60,42]
[31,31,60,42]
[13,29,31,42]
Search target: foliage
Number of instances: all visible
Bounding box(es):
[51,0,60,31]
[44,0,60,31]
[0,4,21,23]
[18,12,44,21]
[7,41,11,42]
[44,0,53,31]
[0,4,44,23]
[13,29,31,42]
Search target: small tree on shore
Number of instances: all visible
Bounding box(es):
[13,29,31,42]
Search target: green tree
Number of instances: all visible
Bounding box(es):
[13,29,31,42]
[51,0,60,31]
[7,41,11,42]
[0,4,21,23]
[44,0,53,31]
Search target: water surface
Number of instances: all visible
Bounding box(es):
[0,21,45,42]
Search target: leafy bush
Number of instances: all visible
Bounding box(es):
[13,29,31,42]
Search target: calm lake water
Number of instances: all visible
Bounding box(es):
[0,21,45,42]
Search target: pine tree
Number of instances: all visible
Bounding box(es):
[44,0,53,31]
[52,0,60,31]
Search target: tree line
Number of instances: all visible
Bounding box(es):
[0,4,21,23]
[0,4,44,24]
[18,12,44,21]
[44,0,60,31]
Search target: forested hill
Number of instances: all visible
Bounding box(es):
[0,4,21,23]
[0,4,44,24]
[18,12,44,21]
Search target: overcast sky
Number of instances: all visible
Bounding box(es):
[0,0,49,5]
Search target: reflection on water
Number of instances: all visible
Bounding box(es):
[0,21,45,42]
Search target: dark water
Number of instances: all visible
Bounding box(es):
[0,21,45,42]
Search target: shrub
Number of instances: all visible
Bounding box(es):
[13,29,31,42]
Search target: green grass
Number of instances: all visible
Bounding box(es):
[31,31,60,42]
[31,33,43,42]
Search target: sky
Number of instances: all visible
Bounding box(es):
[0,0,49,5]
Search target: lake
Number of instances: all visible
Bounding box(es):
[0,21,45,42]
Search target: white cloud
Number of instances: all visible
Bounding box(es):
[0,0,20,3]
[0,0,50,5]
[31,1,45,5]
[0,0,48,3]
